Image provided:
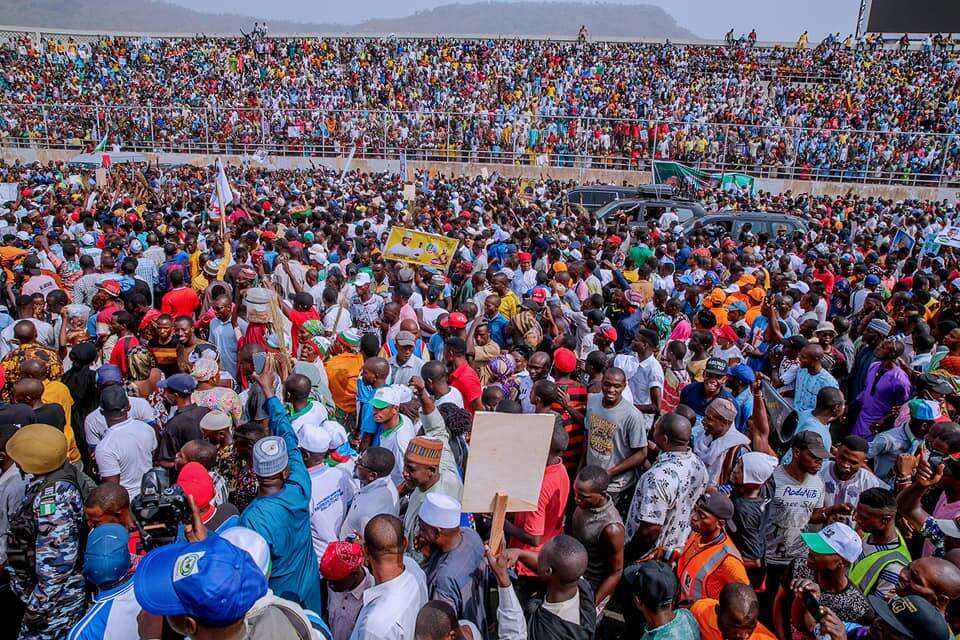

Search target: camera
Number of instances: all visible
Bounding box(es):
[131,468,191,550]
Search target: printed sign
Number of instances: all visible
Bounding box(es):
[382,226,459,271]
[935,225,960,249]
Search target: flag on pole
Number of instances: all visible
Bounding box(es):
[399,150,409,182]
[341,145,356,180]
[94,135,108,152]
[211,159,234,209]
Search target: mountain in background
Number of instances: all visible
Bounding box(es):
[0,0,696,38]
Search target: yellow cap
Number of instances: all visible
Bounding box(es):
[7,424,67,474]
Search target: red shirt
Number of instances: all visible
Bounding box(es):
[96,302,123,325]
[161,287,201,319]
[288,307,321,355]
[449,360,482,414]
[509,462,570,576]
[812,269,836,295]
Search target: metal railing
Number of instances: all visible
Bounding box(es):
[1,103,958,187]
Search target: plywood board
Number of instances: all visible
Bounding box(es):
[460,411,555,513]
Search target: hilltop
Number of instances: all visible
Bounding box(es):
[0,0,696,39]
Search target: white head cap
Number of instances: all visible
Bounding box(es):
[298,422,332,454]
[419,493,461,529]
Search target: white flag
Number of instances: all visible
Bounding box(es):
[212,159,233,210]
[341,145,356,180]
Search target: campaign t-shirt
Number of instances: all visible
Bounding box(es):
[764,466,825,566]
[585,394,647,496]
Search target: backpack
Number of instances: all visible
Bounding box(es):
[7,463,96,582]
[245,603,331,640]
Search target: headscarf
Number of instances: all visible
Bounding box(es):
[126,345,157,381]
[487,353,520,401]
[191,357,220,383]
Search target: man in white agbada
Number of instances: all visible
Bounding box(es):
[692,398,750,486]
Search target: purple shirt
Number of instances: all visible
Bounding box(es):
[854,361,911,440]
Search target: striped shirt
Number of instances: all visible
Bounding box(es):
[67,579,141,640]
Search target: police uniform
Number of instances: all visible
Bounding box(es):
[8,475,87,640]
[4,424,91,640]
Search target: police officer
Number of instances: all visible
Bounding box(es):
[5,423,93,640]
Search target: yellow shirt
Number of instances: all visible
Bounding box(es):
[499,291,521,320]
[42,380,81,464]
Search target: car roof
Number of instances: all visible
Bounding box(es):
[698,211,803,222]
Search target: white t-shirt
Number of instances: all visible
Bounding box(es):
[307,465,356,560]
[94,418,157,499]
[85,397,157,449]
[435,387,465,409]
[541,591,580,625]
[818,462,885,511]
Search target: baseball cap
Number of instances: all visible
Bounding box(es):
[801,522,862,563]
[698,491,736,523]
[870,595,952,640]
[530,288,548,304]
[908,398,941,421]
[553,347,577,374]
[395,330,416,347]
[176,462,216,511]
[99,385,130,415]
[865,274,881,286]
[792,430,831,459]
[134,534,267,627]
[159,373,198,395]
[704,358,728,376]
[726,364,755,384]
[83,523,131,586]
[298,422,332,454]
[371,385,413,410]
[623,561,678,608]
[96,364,123,387]
[440,312,467,329]
[354,272,372,287]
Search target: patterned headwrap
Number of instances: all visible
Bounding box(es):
[191,357,220,383]
[126,345,156,381]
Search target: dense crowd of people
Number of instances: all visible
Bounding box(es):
[1,32,960,184]
[2,129,960,640]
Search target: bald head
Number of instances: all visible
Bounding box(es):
[657,412,692,447]
[904,556,960,611]
[12,320,36,344]
[364,357,390,381]
[18,358,47,381]
[399,319,419,334]
[12,379,43,405]
[718,583,760,631]
[364,514,406,557]
[86,481,130,512]
[283,374,312,402]
[414,601,457,640]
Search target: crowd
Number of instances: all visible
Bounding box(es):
[2,153,960,640]
[1,32,960,184]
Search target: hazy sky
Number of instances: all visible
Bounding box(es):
[169,0,861,40]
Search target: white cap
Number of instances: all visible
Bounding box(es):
[354,272,372,287]
[220,527,272,577]
[372,384,414,409]
[740,452,778,485]
[419,493,461,529]
[322,420,348,449]
[793,281,811,294]
[81,233,95,246]
[800,522,862,563]
[298,422,332,454]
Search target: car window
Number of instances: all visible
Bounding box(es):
[701,220,733,235]
[770,221,795,237]
[674,207,694,223]
[567,191,583,205]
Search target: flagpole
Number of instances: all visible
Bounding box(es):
[215,159,227,241]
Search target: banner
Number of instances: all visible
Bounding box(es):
[0,182,18,203]
[891,229,916,253]
[382,226,459,271]
[652,160,710,186]
[935,225,960,249]
[715,172,755,194]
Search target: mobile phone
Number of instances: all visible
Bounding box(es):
[253,351,267,375]
[803,591,824,621]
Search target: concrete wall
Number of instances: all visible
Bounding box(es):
[3,146,957,201]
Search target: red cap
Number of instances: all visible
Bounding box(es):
[608,235,623,245]
[125,212,139,224]
[97,280,121,297]
[530,288,547,304]
[599,325,618,342]
[176,462,215,511]
[320,541,364,581]
[518,252,532,262]
[553,347,577,374]
[261,230,276,240]
[440,312,468,329]
[713,325,739,343]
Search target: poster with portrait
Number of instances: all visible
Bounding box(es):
[382,226,459,271]
[935,225,960,249]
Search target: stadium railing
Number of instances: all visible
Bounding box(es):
[0,103,956,187]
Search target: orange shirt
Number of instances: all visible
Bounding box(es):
[324,352,364,413]
[678,532,749,601]
[690,599,777,640]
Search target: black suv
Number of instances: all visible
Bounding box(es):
[564,184,676,215]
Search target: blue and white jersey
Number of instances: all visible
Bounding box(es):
[68,578,141,640]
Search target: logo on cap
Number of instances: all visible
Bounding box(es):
[890,598,918,615]
[173,551,205,582]
[261,441,281,456]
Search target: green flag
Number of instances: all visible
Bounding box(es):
[652,160,710,186]
[94,135,108,152]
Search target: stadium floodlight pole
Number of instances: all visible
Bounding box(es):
[855,0,869,40]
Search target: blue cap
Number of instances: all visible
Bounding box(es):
[727,364,756,384]
[865,274,881,286]
[158,373,198,395]
[134,534,267,626]
[83,524,131,586]
[97,364,123,387]
[677,274,695,286]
